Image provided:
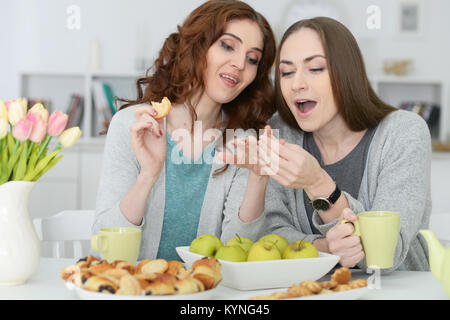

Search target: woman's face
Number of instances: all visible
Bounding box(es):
[203,19,264,105]
[278,27,339,133]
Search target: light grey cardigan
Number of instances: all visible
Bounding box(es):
[264,110,432,272]
[92,105,264,260]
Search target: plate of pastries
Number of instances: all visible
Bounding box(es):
[246,267,369,300]
[60,255,222,300]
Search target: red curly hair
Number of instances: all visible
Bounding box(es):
[118,0,276,132]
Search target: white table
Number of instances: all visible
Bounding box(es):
[0,258,447,300]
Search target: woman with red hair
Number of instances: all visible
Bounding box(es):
[93,0,276,261]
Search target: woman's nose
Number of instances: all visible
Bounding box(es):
[292,72,308,91]
[231,53,246,70]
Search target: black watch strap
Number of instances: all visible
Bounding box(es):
[328,184,341,205]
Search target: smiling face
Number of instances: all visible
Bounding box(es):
[278,27,343,133]
[202,19,264,106]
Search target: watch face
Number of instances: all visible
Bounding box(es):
[312,198,331,211]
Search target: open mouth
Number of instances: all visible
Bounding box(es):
[295,99,317,114]
[220,73,239,86]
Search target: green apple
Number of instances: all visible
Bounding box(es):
[282,240,319,259]
[258,234,289,254]
[215,245,247,262]
[247,240,281,261]
[225,235,254,253]
[189,234,223,257]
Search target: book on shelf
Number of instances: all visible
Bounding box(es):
[92,80,117,135]
[398,101,440,126]
[66,93,84,128]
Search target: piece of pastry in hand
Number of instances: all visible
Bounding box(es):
[116,274,142,296]
[82,276,118,294]
[191,257,222,290]
[137,259,169,274]
[151,97,172,119]
[174,278,205,295]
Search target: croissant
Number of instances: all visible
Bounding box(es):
[191,257,222,290]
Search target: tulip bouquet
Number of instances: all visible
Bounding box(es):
[0,98,82,185]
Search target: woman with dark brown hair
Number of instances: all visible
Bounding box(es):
[256,17,431,272]
[92,0,276,261]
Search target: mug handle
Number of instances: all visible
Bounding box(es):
[91,234,108,252]
[340,218,361,237]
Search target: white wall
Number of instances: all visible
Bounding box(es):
[2,0,450,99]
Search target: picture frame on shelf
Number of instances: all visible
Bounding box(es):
[396,0,425,39]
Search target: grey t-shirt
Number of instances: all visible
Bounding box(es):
[303,127,377,233]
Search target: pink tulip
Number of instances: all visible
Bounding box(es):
[26,112,47,143]
[47,111,68,136]
[12,118,33,141]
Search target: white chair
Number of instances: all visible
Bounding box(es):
[33,210,95,258]
[429,212,450,246]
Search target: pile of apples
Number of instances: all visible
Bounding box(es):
[189,234,319,262]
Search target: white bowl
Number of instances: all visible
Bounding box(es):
[176,246,340,290]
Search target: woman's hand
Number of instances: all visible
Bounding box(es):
[325,208,365,268]
[257,127,325,191]
[130,104,167,179]
[216,125,275,176]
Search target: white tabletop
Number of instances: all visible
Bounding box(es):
[0,258,447,300]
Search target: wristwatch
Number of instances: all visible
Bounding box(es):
[311,184,341,212]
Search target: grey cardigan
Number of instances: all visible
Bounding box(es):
[92,105,264,260]
[264,110,432,272]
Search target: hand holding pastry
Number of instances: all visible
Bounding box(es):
[130,98,171,179]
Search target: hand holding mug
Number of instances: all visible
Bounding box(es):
[325,208,365,268]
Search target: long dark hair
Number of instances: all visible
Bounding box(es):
[275,17,395,131]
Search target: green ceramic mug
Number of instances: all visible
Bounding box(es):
[91,227,142,264]
[342,211,400,269]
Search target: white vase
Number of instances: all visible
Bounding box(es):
[0,181,41,285]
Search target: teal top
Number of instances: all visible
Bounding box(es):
[156,133,216,261]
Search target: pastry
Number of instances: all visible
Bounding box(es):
[287,284,314,297]
[349,279,368,289]
[299,280,322,294]
[191,257,222,290]
[88,263,114,275]
[174,278,205,295]
[82,276,118,294]
[71,270,93,288]
[143,273,177,296]
[116,274,142,296]
[60,264,81,281]
[331,267,351,284]
[112,260,136,274]
[166,260,189,279]
[151,97,171,119]
[333,284,353,292]
[137,259,168,274]
[75,255,100,269]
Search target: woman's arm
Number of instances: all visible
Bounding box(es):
[238,171,268,223]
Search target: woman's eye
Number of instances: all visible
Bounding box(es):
[310,68,324,73]
[247,57,259,66]
[280,71,294,77]
[220,40,233,51]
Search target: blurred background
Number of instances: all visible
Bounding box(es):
[1,0,449,221]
